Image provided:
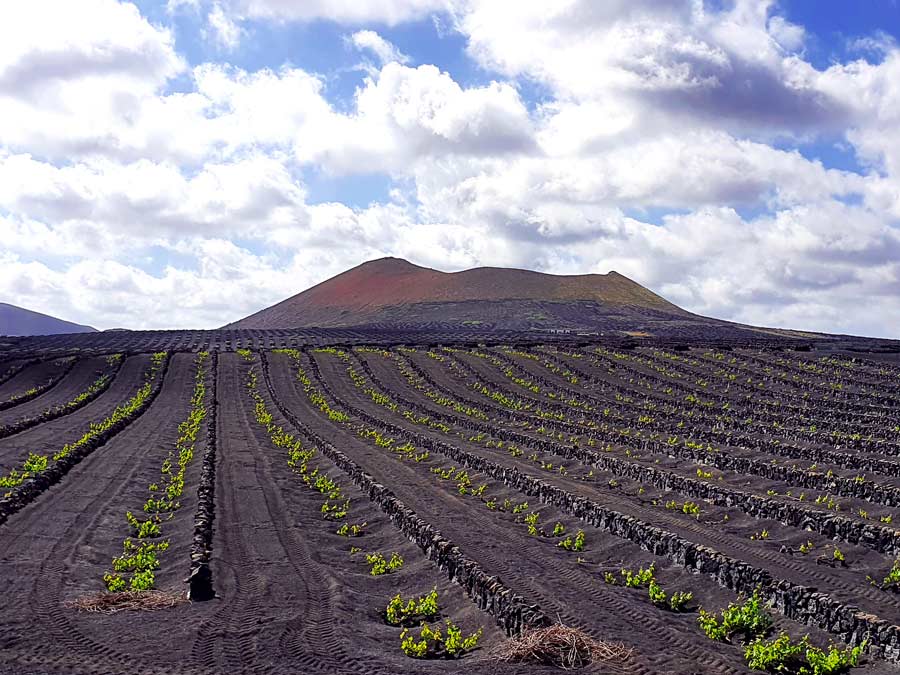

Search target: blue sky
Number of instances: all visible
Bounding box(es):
[1,0,899,337]
[782,0,900,64]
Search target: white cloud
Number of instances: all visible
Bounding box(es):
[167,0,201,11]
[0,201,500,330]
[767,15,805,53]
[0,0,182,95]
[813,53,900,176]
[0,250,291,330]
[226,0,447,25]
[0,152,310,245]
[407,131,864,232]
[1,0,900,338]
[302,63,534,173]
[0,43,533,169]
[0,0,184,162]
[847,31,897,59]
[349,29,410,65]
[455,0,845,135]
[206,3,244,50]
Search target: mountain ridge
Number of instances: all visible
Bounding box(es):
[0,302,97,336]
[227,257,696,332]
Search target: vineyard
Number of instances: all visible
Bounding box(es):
[1,338,899,674]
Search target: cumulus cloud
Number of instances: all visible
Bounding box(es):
[0,249,296,330]
[206,3,244,49]
[812,53,900,177]
[0,46,534,169]
[349,30,410,65]
[0,153,308,241]
[847,31,897,59]
[0,0,184,161]
[455,0,849,135]
[0,0,182,96]
[306,63,535,173]
[1,0,900,337]
[627,202,900,338]
[406,134,865,240]
[225,0,447,25]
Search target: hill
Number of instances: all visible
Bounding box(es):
[226,258,767,338]
[0,302,97,336]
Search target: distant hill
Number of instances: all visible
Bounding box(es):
[226,258,774,339]
[0,303,97,336]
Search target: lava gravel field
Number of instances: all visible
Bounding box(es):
[1,340,900,675]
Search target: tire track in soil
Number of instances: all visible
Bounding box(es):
[0,354,200,675]
[190,354,383,675]
[266,351,750,675]
[188,354,277,675]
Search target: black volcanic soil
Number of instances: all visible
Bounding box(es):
[0,357,69,401]
[0,353,547,675]
[0,357,107,428]
[0,355,150,474]
[0,339,898,674]
[386,349,900,626]
[4,322,897,362]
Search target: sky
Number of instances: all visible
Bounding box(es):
[0,1,899,337]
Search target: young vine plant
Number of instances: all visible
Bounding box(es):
[103,352,207,592]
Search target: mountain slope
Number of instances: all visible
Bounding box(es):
[227,258,706,333]
[293,258,679,309]
[0,303,97,336]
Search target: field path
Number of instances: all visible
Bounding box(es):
[190,353,398,675]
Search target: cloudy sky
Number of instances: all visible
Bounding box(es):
[1,1,899,336]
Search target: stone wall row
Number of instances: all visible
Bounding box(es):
[0,357,78,412]
[0,355,171,527]
[260,351,550,636]
[351,352,900,557]
[0,358,39,388]
[188,351,218,601]
[305,350,899,663]
[0,357,125,441]
[436,354,900,507]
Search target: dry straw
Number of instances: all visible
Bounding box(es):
[67,591,188,613]
[491,623,630,669]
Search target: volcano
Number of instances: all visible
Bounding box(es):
[226,258,773,338]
